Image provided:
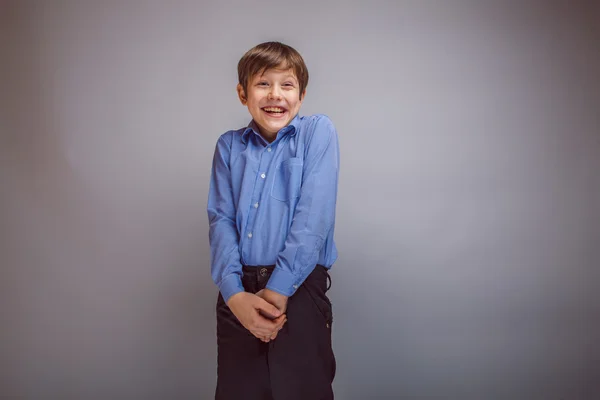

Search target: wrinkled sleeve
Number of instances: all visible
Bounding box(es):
[207,134,244,302]
[266,116,340,296]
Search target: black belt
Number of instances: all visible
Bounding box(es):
[242,264,331,291]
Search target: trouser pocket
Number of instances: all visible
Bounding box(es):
[302,265,333,326]
[301,265,336,382]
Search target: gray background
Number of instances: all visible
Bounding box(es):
[1,1,599,399]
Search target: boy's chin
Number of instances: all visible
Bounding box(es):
[258,120,288,135]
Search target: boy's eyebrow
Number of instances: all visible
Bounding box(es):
[255,70,298,82]
[281,74,298,82]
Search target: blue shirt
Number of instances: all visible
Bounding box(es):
[207,114,340,302]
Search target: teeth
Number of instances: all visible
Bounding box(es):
[264,107,284,113]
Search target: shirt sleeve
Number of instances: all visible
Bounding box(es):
[207,134,245,303]
[266,116,340,296]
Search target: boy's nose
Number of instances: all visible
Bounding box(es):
[268,88,282,100]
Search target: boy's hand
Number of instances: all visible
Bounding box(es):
[226,292,287,342]
[256,289,288,315]
[256,289,289,341]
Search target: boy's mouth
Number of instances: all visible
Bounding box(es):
[261,106,287,117]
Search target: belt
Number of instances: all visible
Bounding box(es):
[242,264,331,291]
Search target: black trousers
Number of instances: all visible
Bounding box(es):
[215,265,336,400]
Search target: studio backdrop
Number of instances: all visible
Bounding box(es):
[1,1,599,399]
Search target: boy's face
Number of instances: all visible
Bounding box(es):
[237,66,305,140]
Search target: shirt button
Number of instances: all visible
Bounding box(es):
[267,147,272,152]
[254,202,259,208]
[247,232,253,238]
[293,284,299,289]
[261,173,266,179]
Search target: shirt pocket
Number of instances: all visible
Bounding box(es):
[270,157,303,201]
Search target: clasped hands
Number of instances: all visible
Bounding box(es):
[226,289,288,342]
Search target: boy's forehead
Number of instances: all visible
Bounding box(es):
[254,66,297,80]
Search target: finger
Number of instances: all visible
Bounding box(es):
[273,315,287,330]
[273,313,286,323]
[258,309,279,320]
[272,324,284,339]
[250,318,285,337]
[250,330,270,341]
[276,319,287,332]
[265,313,285,327]
[254,297,281,319]
[249,324,279,337]
[252,320,285,340]
[251,313,280,332]
[250,327,273,337]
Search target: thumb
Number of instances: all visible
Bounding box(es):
[255,297,282,317]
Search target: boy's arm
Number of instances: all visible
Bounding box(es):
[266,116,340,297]
[208,134,288,342]
[207,134,245,303]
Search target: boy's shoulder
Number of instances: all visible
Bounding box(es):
[297,114,336,135]
[296,113,334,126]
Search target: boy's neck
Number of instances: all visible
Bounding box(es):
[258,130,277,143]
[252,114,298,143]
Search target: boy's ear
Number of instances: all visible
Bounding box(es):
[237,84,247,105]
[300,89,307,102]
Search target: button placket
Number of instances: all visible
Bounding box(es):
[243,142,276,253]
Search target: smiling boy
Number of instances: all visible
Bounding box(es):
[207,42,340,399]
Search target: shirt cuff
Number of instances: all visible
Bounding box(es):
[219,273,245,303]
[266,267,300,297]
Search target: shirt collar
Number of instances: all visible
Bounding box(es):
[241,115,301,144]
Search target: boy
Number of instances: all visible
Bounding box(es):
[207,41,339,400]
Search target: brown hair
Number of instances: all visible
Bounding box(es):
[238,41,309,100]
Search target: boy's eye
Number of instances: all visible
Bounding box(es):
[283,83,294,87]
[257,82,269,86]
